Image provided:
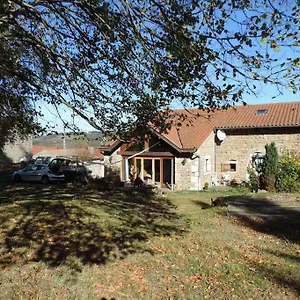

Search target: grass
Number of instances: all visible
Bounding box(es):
[0,180,299,299]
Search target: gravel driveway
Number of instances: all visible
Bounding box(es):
[227,194,300,219]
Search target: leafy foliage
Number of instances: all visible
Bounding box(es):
[1,0,300,141]
[261,142,279,191]
[276,151,300,192]
[0,63,42,148]
[247,165,259,192]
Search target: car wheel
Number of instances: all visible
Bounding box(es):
[41,176,50,184]
[13,174,21,182]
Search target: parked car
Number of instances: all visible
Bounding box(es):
[48,158,91,182]
[12,164,65,183]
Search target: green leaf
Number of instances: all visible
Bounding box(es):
[261,13,267,19]
[273,46,280,52]
[260,37,268,45]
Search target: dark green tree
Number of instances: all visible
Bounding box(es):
[262,142,279,191]
[1,0,299,144]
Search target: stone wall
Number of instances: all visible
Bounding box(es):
[174,127,300,189]
[175,157,194,190]
[198,132,215,188]
[103,147,122,178]
[0,137,32,163]
[216,128,300,184]
[85,160,105,178]
[174,132,215,190]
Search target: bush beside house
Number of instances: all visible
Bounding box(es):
[276,151,300,192]
[250,142,300,193]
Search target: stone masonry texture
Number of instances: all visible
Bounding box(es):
[216,128,300,183]
[0,137,32,163]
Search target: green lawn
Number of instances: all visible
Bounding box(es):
[0,182,299,299]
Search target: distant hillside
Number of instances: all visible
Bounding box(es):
[33,131,107,148]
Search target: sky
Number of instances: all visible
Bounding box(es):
[38,102,96,134]
[39,86,300,134]
[38,0,300,134]
[242,86,300,105]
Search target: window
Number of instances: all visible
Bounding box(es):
[205,158,209,172]
[221,164,230,172]
[256,109,268,115]
[221,160,237,172]
[229,163,236,172]
[204,156,211,173]
[251,152,264,175]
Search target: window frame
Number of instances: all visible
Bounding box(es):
[256,109,268,115]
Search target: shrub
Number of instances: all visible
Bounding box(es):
[261,142,279,192]
[203,182,209,190]
[247,165,259,192]
[276,151,300,192]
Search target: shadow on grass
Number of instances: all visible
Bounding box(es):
[249,248,300,296]
[220,195,300,295]
[0,168,18,190]
[224,195,300,244]
[0,183,186,270]
[191,199,212,209]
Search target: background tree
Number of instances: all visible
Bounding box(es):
[0,1,42,148]
[1,0,299,145]
[261,142,279,191]
[73,137,99,162]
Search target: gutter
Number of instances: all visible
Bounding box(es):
[217,124,300,130]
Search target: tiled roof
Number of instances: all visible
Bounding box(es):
[161,110,214,149]
[33,147,103,159]
[163,101,300,149]
[32,145,58,155]
[217,102,300,129]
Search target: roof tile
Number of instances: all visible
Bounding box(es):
[164,101,300,149]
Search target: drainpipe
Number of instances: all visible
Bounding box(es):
[214,134,217,174]
[197,156,201,191]
[171,158,174,191]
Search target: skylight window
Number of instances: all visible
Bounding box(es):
[256,109,268,115]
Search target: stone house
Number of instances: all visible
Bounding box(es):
[0,137,32,164]
[100,101,300,190]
